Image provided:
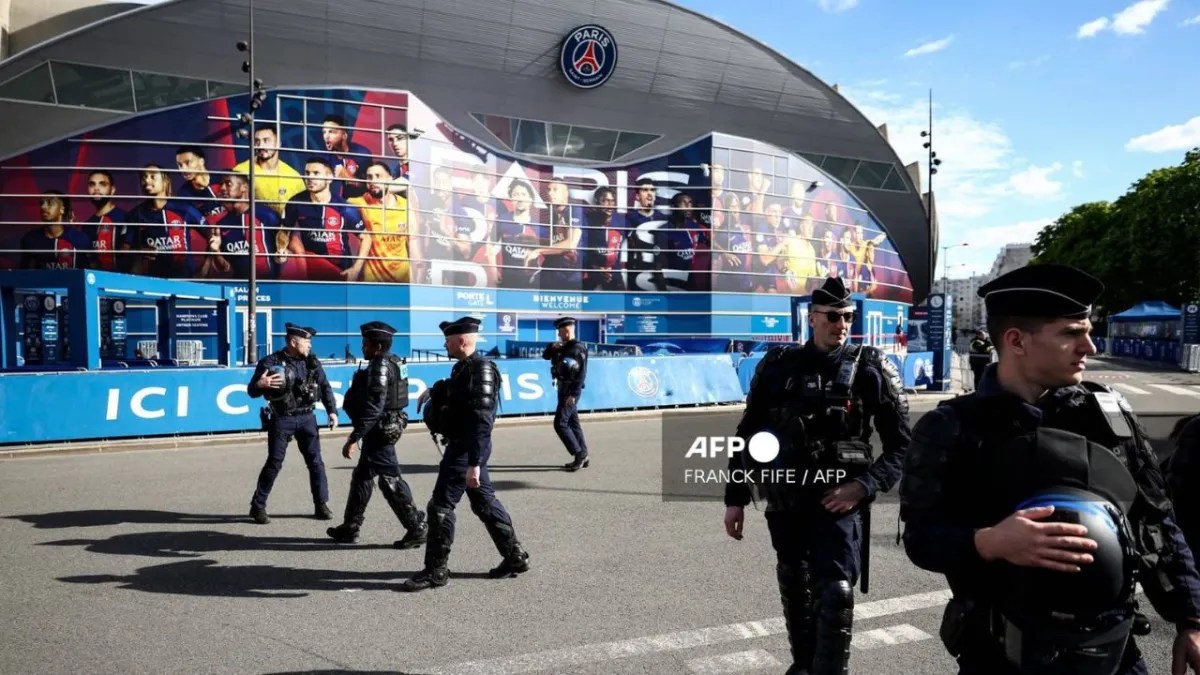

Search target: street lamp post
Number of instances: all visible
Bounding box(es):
[941,243,969,294]
[921,88,943,303]
[234,0,267,364]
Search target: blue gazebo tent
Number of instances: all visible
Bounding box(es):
[1105,300,1182,362]
[1110,300,1182,322]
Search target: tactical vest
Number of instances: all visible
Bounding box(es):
[345,354,409,443]
[742,344,874,505]
[267,352,320,415]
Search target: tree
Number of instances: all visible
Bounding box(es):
[1031,148,1200,316]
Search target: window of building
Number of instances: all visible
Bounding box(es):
[51,62,135,111]
[471,112,661,162]
[0,62,56,104]
[849,160,893,189]
[133,72,209,111]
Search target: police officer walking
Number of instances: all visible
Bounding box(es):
[246,323,339,524]
[900,263,1200,674]
[542,316,590,471]
[327,322,427,550]
[723,277,911,675]
[968,328,994,391]
[399,317,530,592]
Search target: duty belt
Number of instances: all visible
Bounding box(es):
[271,403,315,416]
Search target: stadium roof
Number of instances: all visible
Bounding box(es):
[0,0,935,300]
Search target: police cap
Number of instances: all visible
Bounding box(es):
[553,316,576,329]
[811,276,853,309]
[977,264,1103,319]
[360,321,397,339]
[285,322,317,339]
[439,316,481,336]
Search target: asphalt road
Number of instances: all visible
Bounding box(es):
[2,375,1196,675]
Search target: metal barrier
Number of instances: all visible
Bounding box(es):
[1183,344,1200,373]
[134,340,205,364]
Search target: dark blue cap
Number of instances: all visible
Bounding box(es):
[439,316,481,336]
[285,322,317,339]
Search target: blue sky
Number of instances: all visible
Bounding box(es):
[676,0,1200,277]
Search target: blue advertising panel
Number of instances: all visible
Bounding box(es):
[925,294,953,391]
[1184,303,1200,345]
[0,354,743,445]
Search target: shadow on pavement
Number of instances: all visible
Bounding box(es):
[40,530,399,558]
[4,509,281,529]
[58,559,501,598]
[262,671,433,675]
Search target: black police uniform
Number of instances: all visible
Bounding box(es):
[400,316,530,592]
[246,323,339,524]
[1165,414,1200,564]
[726,277,912,675]
[900,264,1200,675]
[542,316,590,471]
[327,322,428,549]
[968,332,994,390]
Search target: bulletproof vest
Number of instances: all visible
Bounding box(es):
[382,354,410,411]
[449,355,502,412]
[756,344,868,460]
[553,342,584,382]
[267,352,320,414]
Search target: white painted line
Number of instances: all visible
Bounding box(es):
[1150,384,1200,398]
[852,624,934,650]
[427,589,952,674]
[686,649,782,674]
[1112,382,1150,396]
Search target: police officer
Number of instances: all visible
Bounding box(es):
[327,322,427,550]
[899,263,1200,675]
[968,328,994,391]
[246,323,339,524]
[399,316,530,591]
[1164,413,1200,570]
[724,276,912,675]
[542,316,590,471]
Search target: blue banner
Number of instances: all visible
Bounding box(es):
[0,354,743,445]
[903,351,935,389]
[923,294,952,391]
[1184,303,1200,345]
[615,337,733,354]
[504,340,639,358]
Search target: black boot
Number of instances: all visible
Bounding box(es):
[379,476,427,549]
[327,523,359,543]
[564,451,589,472]
[778,562,815,673]
[314,502,333,520]
[810,580,853,675]
[398,566,449,592]
[249,505,270,524]
[489,544,531,578]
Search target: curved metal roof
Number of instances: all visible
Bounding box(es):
[0,0,933,299]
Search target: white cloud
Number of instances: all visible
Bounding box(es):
[1009,163,1064,197]
[969,219,1055,248]
[1183,14,1200,25]
[1008,55,1050,70]
[1077,0,1170,38]
[903,36,954,58]
[1125,115,1200,152]
[1077,17,1111,38]
[816,0,859,12]
[1072,160,1085,178]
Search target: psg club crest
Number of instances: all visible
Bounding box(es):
[560,24,618,89]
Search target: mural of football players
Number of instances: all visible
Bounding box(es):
[496,178,544,289]
[348,161,411,283]
[19,190,91,270]
[81,170,129,272]
[233,124,306,217]
[709,162,728,230]
[281,157,368,281]
[779,213,819,294]
[417,165,465,285]
[582,186,626,291]
[856,241,880,297]
[125,164,206,278]
[385,123,412,181]
[533,176,582,291]
[656,191,710,292]
[743,166,770,216]
[321,114,370,200]
[713,191,754,293]
[453,165,499,286]
[624,177,664,291]
[174,146,225,219]
[785,179,810,228]
[201,171,281,280]
[751,201,788,293]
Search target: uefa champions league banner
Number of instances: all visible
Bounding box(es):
[0,354,743,445]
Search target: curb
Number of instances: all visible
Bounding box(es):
[0,392,961,461]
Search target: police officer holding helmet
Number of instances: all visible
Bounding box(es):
[327,322,427,550]
[246,322,339,524]
[724,276,912,675]
[400,316,530,592]
[899,263,1200,674]
[542,316,590,471]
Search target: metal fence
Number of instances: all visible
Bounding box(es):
[1183,344,1200,373]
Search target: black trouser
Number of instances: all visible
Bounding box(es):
[765,496,861,675]
[553,389,587,457]
[423,451,521,571]
[251,412,327,509]
[341,432,422,532]
[954,630,1146,674]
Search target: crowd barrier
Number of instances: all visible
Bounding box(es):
[0,354,743,446]
[734,349,934,394]
[1106,337,1184,364]
[1183,344,1200,373]
[614,337,734,354]
[504,341,640,359]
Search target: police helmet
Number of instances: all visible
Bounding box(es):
[556,356,581,380]
[1000,486,1133,619]
[263,364,294,400]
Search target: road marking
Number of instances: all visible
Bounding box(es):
[1150,384,1200,398]
[426,589,953,674]
[686,649,781,674]
[852,624,934,650]
[1112,383,1150,395]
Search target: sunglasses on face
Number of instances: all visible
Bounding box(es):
[816,311,855,323]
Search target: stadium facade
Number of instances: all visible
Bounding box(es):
[0,0,936,361]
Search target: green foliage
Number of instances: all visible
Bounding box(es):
[1031,148,1200,315]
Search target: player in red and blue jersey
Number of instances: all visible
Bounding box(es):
[175,146,225,219]
[655,192,711,292]
[625,177,669,291]
[582,186,627,291]
[19,190,92,270]
[202,171,281,280]
[81,170,129,272]
[496,178,546,289]
[713,193,755,293]
[536,176,583,290]
[282,157,366,281]
[321,115,371,201]
[125,165,207,278]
